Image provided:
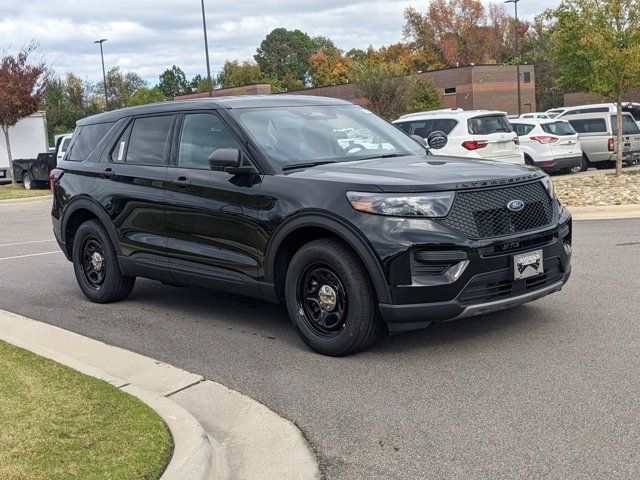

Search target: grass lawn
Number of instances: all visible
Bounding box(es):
[0,185,52,201]
[0,340,172,480]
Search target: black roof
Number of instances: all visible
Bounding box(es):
[78,94,352,125]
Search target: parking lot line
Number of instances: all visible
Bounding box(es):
[0,251,62,261]
[0,239,56,248]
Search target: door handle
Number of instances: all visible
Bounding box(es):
[102,167,115,179]
[171,177,191,187]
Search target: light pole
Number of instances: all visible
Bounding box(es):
[505,0,521,115]
[200,0,213,97]
[94,39,109,110]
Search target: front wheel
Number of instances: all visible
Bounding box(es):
[285,238,382,356]
[72,219,135,303]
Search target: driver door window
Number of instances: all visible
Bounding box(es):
[178,113,242,169]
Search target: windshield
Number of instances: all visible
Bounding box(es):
[230,105,425,170]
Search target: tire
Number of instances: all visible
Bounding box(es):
[284,238,382,356]
[579,155,590,172]
[22,172,35,190]
[72,219,135,303]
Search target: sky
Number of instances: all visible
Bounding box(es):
[0,0,560,85]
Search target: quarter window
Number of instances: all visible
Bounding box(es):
[178,113,242,170]
[68,122,115,161]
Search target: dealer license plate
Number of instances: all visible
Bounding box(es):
[514,250,543,280]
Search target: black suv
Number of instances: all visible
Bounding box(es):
[51,96,572,356]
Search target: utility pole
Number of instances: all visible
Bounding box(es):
[505,0,522,115]
[200,0,213,97]
[94,39,109,110]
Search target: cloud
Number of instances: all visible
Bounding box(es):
[0,0,560,84]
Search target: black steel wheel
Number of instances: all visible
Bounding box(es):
[22,172,34,190]
[297,264,348,337]
[72,219,135,303]
[285,238,382,356]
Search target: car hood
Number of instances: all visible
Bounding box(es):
[286,155,544,192]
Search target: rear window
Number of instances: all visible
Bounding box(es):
[396,119,458,137]
[541,121,576,136]
[568,118,607,133]
[611,115,640,135]
[67,122,115,161]
[467,115,511,135]
[511,123,535,136]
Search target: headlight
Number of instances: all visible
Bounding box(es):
[346,191,455,217]
[540,175,556,198]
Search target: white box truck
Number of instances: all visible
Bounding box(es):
[0,111,49,184]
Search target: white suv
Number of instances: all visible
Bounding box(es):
[393,109,524,164]
[509,119,582,173]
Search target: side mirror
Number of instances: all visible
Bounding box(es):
[427,131,448,150]
[410,134,428,148]
[209,148,241,170]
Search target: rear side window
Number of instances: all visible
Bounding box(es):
[611,115,640,135]
[178,113,242,170]
[511,123,535,136]
[541,122,576,136]
[67,122,115,161]
[396,119,458,137]
[60,138,71,152]
[467,115,511,135]
[113,115,172,165]
[568,118,607,133]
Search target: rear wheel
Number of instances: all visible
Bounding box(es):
[284,238,382,356]
[579,155,590,172]
[72,220,135,303]
[22,172,35,190]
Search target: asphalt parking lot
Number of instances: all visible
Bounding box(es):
[1,198,639,480]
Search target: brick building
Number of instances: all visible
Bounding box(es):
[564,88,640,107]
[176,64,536,115]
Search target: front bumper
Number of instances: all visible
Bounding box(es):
[377,212,572,333]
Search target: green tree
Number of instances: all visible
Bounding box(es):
[408,78,443,113]
[189,74,207,92]
[547,0,640,176]
[158,65,191,99]
[99,66,146,110]
[254,28,318,89]
[216,60,265,88]
[0,43,48,186]
[128,86,165,106]
[347,62,413,119]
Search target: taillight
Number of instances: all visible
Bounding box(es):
[530,136,558,144]
[608,137,615,152]
[49,168,63,193]
[462,140,488,150]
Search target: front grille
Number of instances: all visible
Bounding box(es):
[437,182,554,239]
[458,258,564,305]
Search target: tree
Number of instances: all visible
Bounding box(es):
[0,43,48,186]
[98,66,146,110]
[547,0,640,176]
[217,60,265,88]
[254,28,319,90]
[347,62,414,119]
[128,86,165,106]
[308,51,350,87]
[158,65,191,99]
[189,74,207,92]
[408,78,443,113]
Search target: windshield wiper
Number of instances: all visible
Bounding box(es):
[355,153,411,161]
[282,160,338,171]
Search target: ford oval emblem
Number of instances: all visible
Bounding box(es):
[507,199,525,212]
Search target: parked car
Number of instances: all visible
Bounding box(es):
[50,96,572,356]
[519,113,551,120]
[0,111,49,183]
[56,133,74,163]
[545,108,566,119]
[12,152,57,190]
[564,111,640,170]
[555,102,640,128]
[393,109,524,164]
[509,119,582,173]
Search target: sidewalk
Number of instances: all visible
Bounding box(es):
[0,309,320,480]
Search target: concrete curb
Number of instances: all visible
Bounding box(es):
[567,204,640,220]
[0,309,321,479]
